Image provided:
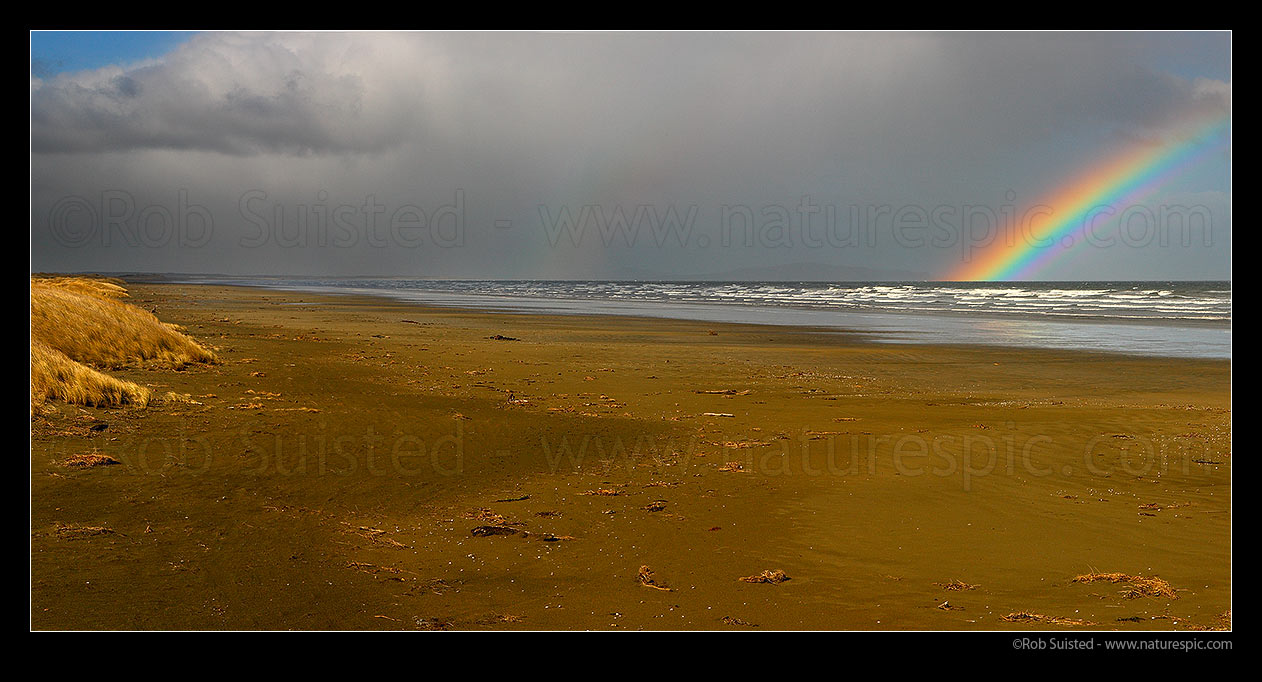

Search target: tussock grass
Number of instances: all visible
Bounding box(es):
[31,340,151,409]
[31,274,129,299]
[32,279,217,369]
[30,276,217,411]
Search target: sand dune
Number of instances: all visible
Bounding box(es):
[30,276,217,411]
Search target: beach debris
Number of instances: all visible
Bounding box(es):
[346,561,417,582]
[471,525,520,537]
[637,565,673,591]
[934,579,978,591]
[342,524,411,549]
[937,601,959,611]
[644,500,668,512]
[535,510,561,518]
[494,494,531,503]
[695,389,751,396]
[739,569,790,584]
[720,616,758,627]
[717,462,746,472]
[414,616,454,631]
[580,488,621,496]
[61,453,121,468]
[53,523,115,539]
[88,422,109,432]
[1176,613,1236,634]
[530,532,576,542]
[1001,611,1095,627]
[406,578,457,596]
[1071,571,1178,599]
[702,412,735,418]
[722,440,771,449]
[486,335,519,341]
[1136,502,1192,513]
[463,508,520,526]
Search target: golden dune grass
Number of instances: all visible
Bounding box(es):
[31,340,151,409]
[30,276,217,411]
[31,274,130,300]
[32,279,217,369]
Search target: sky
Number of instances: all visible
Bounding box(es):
[30,31,1231,281]
[30,31,197,76]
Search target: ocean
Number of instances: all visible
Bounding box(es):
[159,277,1231,359]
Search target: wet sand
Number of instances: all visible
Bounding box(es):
[30,283,1231,630]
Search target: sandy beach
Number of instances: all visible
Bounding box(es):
[30,282,1231,630]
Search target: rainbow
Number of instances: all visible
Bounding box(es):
[949,112,1229,281]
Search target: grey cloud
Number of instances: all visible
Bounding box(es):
[30,31,1230,280]
[32,33,396,155]
[31,32,1229,158]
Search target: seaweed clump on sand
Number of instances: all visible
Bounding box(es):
[934,579,977,591]
[61,453,121,468]
[1001,611,1095,627]
[739,569,790,584]
[637,565,673,591]
[1072,572,1178,599]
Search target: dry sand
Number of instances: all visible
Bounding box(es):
[30,283,1231,630]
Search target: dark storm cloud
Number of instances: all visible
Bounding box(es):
[30,31,1230,279]
[32,32,1229,157]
